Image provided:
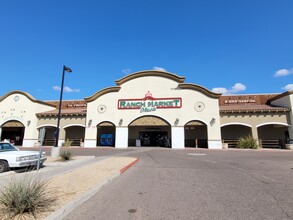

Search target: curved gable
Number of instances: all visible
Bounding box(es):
[178,83,221,99]
[0,90,56,107]
[115,70,185,86]
[84,86,121,102]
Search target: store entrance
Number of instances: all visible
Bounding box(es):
[139,131,170,147]
[1,120,25,146]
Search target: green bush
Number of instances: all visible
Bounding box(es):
[237,136,259,149]
[60,150,72,161]
[0,176,56,219]
[62,139,72,147]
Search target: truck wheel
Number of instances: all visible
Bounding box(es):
[0,160,9,173]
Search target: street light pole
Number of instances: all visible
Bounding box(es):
[54,65,72,147]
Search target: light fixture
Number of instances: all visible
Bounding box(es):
[174,118,179,126]
[88,119,92,127]
[27,120,31,127]
[210,117,216,126]
[119,118,123,126]
[54,65,72,147]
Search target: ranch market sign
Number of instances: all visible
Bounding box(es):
[118,91,182,113]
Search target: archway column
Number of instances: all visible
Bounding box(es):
[208,140,222,149]
[84,126,97,148]
[207,121,222,149]
[171,126,184,149]
[289,127,293,141]
[251,126,258,140]
[115,127,128,148]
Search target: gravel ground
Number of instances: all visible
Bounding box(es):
[0,156,138,220]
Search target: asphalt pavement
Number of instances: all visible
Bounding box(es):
[2,147,293,220]
[62,148,293,220]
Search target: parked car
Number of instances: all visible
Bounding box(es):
[0,142,47,173]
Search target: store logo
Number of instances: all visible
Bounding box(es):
[118,91,182,113]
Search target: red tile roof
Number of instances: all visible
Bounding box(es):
[37,100,87,117]
[36,94,291,116]
[219,94,290,113]
[36,108,87,117]
[220,104,289,113]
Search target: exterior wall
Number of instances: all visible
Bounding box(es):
[37,116,86,145]
[85,75,222,149]
[271,94,293,139]
[0,92,55,146]
[2,77,291,150]
[220,113,290,140]
[171,127,185,149]
[115,127,128,148]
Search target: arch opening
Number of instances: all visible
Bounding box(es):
[257,124,289,149]
[64,126,85,146]
[184,120,208,148]
[37,126,56,146]
[221,124,252,148]
[1,120,25,146]
[128,116,171,147]
[97,122,116,147]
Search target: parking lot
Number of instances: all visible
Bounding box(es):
[62,148,293,220]
[1,147,293,220]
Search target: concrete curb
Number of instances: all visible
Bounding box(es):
[120,158,139,174]
[45,158,139,220]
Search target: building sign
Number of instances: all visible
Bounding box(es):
[224,99,256,104]
[67,104,87,107]
[118,91,182,113]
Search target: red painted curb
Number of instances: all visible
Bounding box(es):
[120,158,139,174]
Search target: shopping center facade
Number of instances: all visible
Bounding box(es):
[0,70,292,149]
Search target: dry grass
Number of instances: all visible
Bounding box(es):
[0,157,137,220]
[0,176,56,220]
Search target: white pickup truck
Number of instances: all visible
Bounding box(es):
[0,142,47,173]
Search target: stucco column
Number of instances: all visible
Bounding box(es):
[207,118,222,149]
[288,110,293,141]
[288,126,293,141]
[251,126,258,140]
[115,127,128,148]
[171,126,185,149]
[84,126,97,148]
[58,126,66,146]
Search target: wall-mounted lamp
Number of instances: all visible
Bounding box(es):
[27,120,31,127]
[119,118,123,126]
[88,119,92,127]
[174,118,179,126]
[210,117,216,126]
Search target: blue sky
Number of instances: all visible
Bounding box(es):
[0,0,292,101]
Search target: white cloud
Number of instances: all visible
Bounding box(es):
[212,83,246,95]
[53,86,61,91]
[274,68,293,77]
[122,68,131,74]
[153,66,167,72]
[282,84,293,91]
[230,83,246,93]
[212,87,229,94]
[53,86,80,93]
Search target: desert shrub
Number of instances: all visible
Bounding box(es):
[60,150,72,161]
[0,176,56,219]
[237,136,259,149]
[62,139,72,147]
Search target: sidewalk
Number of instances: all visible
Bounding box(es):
[0,156,138,220]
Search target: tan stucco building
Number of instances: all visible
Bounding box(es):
[0,70,292,149]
